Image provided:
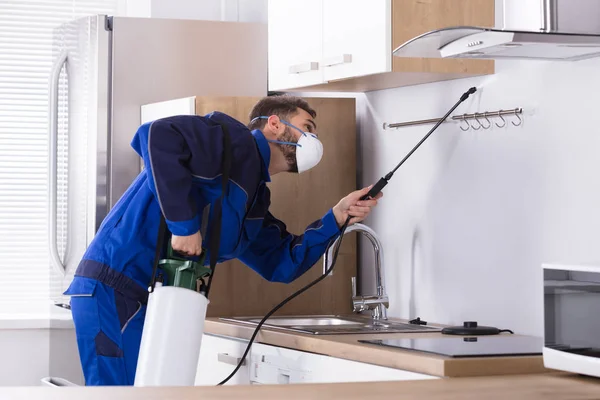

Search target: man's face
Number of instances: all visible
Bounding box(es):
[287,108,318,139]
[273,109,318,173]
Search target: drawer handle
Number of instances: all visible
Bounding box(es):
[323,54,352,67]
[218,353,246,366]
[289,62,319,74]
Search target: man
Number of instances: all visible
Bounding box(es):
[64,95,382,386]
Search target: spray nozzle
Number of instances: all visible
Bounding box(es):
[460,87,477,102]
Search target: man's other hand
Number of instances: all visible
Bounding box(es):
[171,231,203,256]
[332,185,383,228]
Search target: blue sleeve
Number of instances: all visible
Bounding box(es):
[238,209,341,283]
[130,116,223,236]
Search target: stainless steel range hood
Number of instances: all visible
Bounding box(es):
[393,0,600,61]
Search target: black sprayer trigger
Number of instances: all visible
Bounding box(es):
[361,175,390,200]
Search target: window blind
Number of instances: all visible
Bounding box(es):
[0,0,119,318]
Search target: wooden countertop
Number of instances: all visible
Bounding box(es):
[5,373,600,399]
[204,317,549,378]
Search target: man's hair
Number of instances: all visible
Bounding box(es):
[247,95,316,130]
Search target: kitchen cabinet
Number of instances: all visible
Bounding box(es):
[268,0,389,90]
[194,334,437,386]
[141,95,357,318]
[195,334,250,386]
[322,0,391,83]
[267,0,324,89]
[267,0,495,92]
[249,342,437,384]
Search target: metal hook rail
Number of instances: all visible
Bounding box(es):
[383,108,523,130]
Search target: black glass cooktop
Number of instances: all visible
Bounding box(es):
[359,336,543,358]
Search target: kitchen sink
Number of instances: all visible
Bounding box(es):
[243,317,363,327]
[219,315,442,335]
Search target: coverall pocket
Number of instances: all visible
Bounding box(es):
[63,276,99,297]
[114,291,142,334]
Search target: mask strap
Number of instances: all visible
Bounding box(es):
[251,116,307,137]
[250,116,267,124]
[267,139,302,147]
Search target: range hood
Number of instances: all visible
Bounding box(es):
[393,0,600,61]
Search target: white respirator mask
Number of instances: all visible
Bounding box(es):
[252,116,323,173]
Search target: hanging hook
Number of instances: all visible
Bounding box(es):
[511,108,523,126]
[469,114,482,130]
[480,112,492,129]
[495,110,506,128]
[459,114,470,131]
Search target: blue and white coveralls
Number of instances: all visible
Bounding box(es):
[64,112,342,385]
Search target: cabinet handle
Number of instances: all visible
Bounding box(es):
[289,62,319,74]
[217,353,246,366]
[323,54,352,67]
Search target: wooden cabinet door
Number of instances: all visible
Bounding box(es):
[191,96,357,318]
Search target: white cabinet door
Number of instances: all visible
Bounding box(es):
[268,0,324,91]
[195,334,250,386]
[322,0,391,82]
[249,342,437,384]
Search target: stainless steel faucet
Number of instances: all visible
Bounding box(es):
[323,223,388,320]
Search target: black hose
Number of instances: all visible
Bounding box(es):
[217,217,351,385]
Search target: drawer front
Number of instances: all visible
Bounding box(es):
[249,342,437,384]
[195,334,250,386]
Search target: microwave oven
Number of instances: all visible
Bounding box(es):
[543,263,600,377]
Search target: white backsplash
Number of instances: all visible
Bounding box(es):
[356,57,600,336]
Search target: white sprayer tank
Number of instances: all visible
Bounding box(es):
[134,283,209,386]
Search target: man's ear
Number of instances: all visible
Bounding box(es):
[267,115,281,129]
[263,115,281,139]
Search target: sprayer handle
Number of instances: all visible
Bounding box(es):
[361,177,388,200]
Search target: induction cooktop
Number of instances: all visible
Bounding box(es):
[359,336,543,358]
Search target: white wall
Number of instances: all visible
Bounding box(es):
[125,0,267,23]
[49,327,85,386]
[0,311,82,387]
[150,0,222,20]
[0,330,49,386]
[0,327,83,386]
[357,57,600,337]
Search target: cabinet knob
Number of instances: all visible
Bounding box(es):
[322,54,353,67]
[217,353,246,366]
[289,62,319,74]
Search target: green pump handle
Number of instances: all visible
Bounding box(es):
[158,242,212,291]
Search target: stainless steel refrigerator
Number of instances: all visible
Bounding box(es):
[48,15,267,296]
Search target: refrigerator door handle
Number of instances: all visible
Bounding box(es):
[48,50,68,277]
